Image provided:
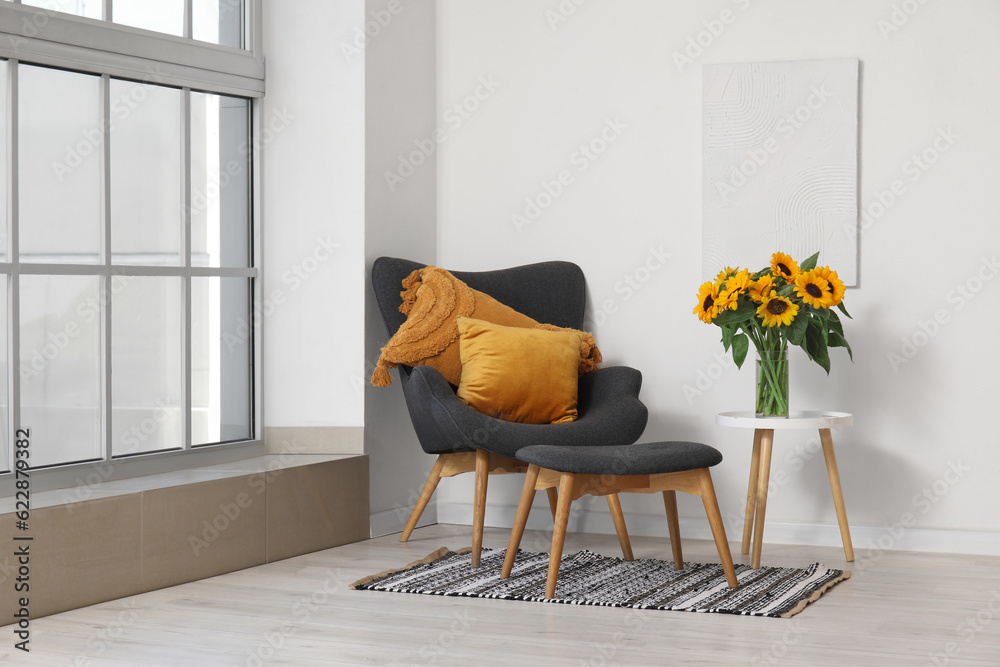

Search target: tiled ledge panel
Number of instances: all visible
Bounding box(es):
[0,455,369,621]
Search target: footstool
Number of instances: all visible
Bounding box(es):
[500,441,739,598]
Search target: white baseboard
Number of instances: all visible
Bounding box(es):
[370,502,438,539]
[436,501,1000,557]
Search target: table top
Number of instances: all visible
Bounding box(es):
[716,411,853,430]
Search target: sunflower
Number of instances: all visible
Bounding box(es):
[694,281,721,323]
[770,252,799,281]
[813,266,846,306]
[749,274,776,302]
[757,295,799,327]
[794,271,834,308]
[714,266,738,284]
[716,269,751,310]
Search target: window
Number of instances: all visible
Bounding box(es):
[0,1,262,484]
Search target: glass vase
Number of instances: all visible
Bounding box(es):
[755,348,789,418]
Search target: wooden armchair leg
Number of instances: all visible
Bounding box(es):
[698,469,739,588]
[502,464,541,578]
[662,490,683,568]
[546,472,576,599]
[606,494,634,561]
[471,449,490,568]
[400,456,446,542]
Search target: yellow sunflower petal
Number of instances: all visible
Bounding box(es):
[694,281,720,323]
[757,295,799,327]
[794,270,834,308]
[770,252,800,281]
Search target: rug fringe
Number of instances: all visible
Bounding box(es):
[349,547,471,589]
[779,569,852,618]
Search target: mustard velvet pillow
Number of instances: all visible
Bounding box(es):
[371,266,601,387]
[455,316,580,424]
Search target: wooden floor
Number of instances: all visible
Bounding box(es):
[4,523,1000,666]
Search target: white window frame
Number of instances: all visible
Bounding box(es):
[0,0,265,496]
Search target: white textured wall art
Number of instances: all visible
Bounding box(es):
[702,58,859,284]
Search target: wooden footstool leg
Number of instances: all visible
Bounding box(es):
[546,487,559,520]
[502,465,540,578]
[662,490,683,568]
[698,469,739,588]
[546,472,576,599]
[606,494,634,561]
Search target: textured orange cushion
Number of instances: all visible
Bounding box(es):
[455,317,579,424]
[372,266,601,387]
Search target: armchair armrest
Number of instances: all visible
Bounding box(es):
[400,365,648,458]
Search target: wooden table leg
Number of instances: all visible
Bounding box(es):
[819,428,855,562]
[751,429,774,569]
[742,429,763,555]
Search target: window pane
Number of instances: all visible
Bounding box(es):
[191,93,250,268]
[112,277,183,456]
[0,278,7,473]
[113,0,184,37]
[194,0,243,48]
[0,61,7,263]
[110,80,182,265]
[192,277,250,445]
[20,275,102,467]
[18,65,102,264]
[22,0,102,20]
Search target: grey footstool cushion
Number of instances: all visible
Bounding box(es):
[515,441,723,476]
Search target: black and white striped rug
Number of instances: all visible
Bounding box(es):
[351,547,849,618]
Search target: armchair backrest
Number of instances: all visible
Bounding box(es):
[371,257,588,339]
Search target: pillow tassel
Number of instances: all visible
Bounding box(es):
[398,268,424,315]
[371,357,396,387]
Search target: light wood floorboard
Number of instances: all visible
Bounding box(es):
[3,524,1000,666]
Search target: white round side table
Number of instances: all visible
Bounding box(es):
[716,411,854,569]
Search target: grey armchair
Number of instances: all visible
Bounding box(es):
[371,257,649,566]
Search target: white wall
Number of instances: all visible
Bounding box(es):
[434,0,1000,552]
[262,0,366,431]
[363,0,439,531]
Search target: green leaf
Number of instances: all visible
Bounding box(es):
[714,301,755,326]
[784,310,810,346]
[828,329,853,361]
[836,300,852,319]
[721,324,736,352]
[804,318,831,374]
[800,252,820,272]
[732,334,749,369]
